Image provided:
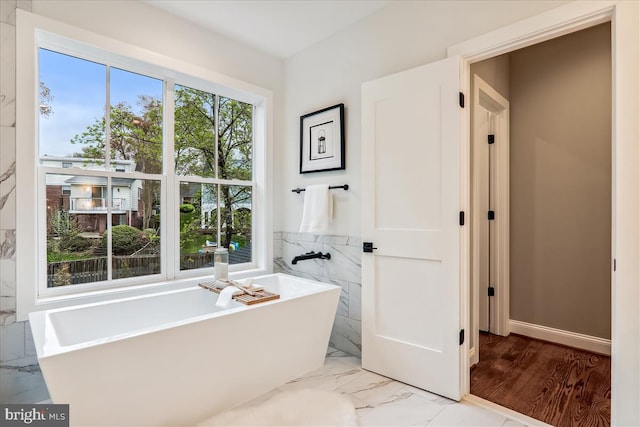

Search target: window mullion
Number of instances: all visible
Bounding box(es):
[164,79,176,278]
[105,65,113,281]
[215,94,221,247]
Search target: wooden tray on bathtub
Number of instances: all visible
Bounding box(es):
[198,282,280,305]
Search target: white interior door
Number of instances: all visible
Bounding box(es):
[361,56,463,401]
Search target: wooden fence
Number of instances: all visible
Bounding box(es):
[47,253,217,286]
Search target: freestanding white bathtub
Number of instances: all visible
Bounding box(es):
[29,273,341,426]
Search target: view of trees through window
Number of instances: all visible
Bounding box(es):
[40,49,254,287]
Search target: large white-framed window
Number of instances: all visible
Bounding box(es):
[16,11,273,319]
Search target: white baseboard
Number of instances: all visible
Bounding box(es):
[509,319,611,356]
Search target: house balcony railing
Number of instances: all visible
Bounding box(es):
[70,197,127,212]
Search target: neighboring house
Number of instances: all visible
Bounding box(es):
[43,156,142,234]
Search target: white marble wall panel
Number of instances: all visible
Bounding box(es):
[274,231,362,357]
[0,229,15,259]
[281,236,324,277]
[330,314,361,357]
[323,242,360,283]
[1,126,16,230]
[0,22,16,127]
[0,258,16,326]
[348,282,361,321]
[1,1,31,25]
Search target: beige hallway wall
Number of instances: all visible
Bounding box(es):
[509,23,612,339]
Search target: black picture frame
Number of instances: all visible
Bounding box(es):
[299,103,345,173]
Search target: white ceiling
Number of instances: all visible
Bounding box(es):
[143,0,390,59]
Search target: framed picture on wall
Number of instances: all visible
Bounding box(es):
[299,103,345,173]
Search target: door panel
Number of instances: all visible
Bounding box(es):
[362,56,462,401]
[375,256,444,350]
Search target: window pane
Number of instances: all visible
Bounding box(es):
[46,173,107,287]
[220,185,252,265]
[174,85,216,177]
[38,49,106,166]
[218,97,253,180]
[111,179,161,279]
[179,182,217,271]
[110,68,163,174]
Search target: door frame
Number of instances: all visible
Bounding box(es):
[448,1,639,424]
[470,74,510,366]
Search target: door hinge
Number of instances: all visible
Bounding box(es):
[488,286,495,297]
[488,134,495,144]
[613,258,616,272]
[459,92,465,108]
[459,211,465,226]
[459,329,465,345]
[488,210,495,220]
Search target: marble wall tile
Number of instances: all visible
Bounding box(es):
[16,1,32,13]
[282,231,320,243]
[329,314,361,357]
[323,243,361,283]
[0,0,16,25]
[348,282,361,321]
[274,231,363,357]
[0,0,31,25]
[0,229,16,259]
[0,22,16,128]
[1,127,16,230]
[318,235,349,246]
[0,268,16,326]
[282,238,324,276]
[0,258,16,297]
[324,277,349,318]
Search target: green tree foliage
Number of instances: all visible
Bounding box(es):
[71,87,253,249]
[174,89,253,247]
[49,210,92,253]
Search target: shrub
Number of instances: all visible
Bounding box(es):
[180,203,195,213]
[52,263,72,287]
[58,234,91,253]
[142,228,158,239]
[106,225,150,255]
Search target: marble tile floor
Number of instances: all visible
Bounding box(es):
[37,347,546,426]
[234,348,546,426]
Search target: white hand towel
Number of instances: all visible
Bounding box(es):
[299,185,333,233]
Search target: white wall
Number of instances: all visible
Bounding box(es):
[277,0,569,236]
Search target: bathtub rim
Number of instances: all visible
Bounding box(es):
[29,273,341,359]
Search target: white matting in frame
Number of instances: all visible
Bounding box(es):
[300,104,345,173]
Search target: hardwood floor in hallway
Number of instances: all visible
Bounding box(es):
[470,332,610,427]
